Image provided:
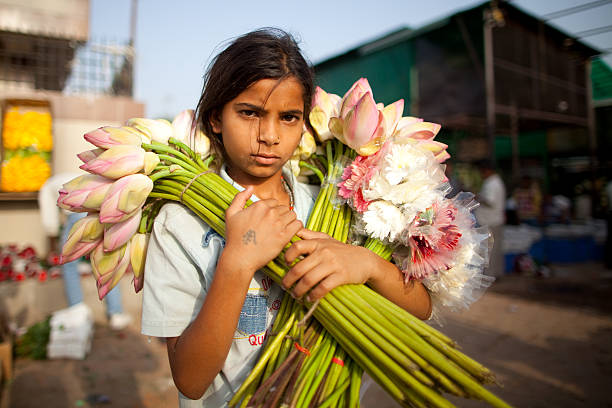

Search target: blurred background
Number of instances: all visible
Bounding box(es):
[0,1,611,407]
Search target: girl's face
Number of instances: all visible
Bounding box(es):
[211,77,305,184]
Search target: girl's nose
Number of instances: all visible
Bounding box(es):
[257,120,280,145]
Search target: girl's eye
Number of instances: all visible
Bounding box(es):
[240,110,258,118]
[281,114,300,123]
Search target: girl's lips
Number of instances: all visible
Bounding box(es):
[252,154,280,165]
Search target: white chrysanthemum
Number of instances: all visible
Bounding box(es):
[365,171,442,211]
[381,143,430,185]
[362,201,407,242]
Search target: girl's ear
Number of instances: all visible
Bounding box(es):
[210,110,222,134]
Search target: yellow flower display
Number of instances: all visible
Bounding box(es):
[1,154,51,192]
[2,107,53,151]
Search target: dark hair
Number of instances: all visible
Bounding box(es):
[195,28,314,163]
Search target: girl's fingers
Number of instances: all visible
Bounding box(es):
[297,228,331,240]
[226,186,253,217]
[282,248,321,289]
[284,219,303,237]
[284,238,319,265]
[291,261,329,298]
[307,274,345,301]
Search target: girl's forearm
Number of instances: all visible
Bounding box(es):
[167,249,254,399]
[366,255,432,320]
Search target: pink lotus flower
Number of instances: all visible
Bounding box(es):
[103,209,142,251]
[130,233,149,293]
[90,241,131,300]
[57,174,114,212]
[84,126,144,149]
[339,78,372,119]
[172,109,196,143]
[77,148,104,164]
[328,78,404,156]
[343,92,385,154]
[309,87,341,142]
[172,110,211,157]
[80,145,153,179]
[60,214,104,264]
[394,120,449,163]
[99,174,153,223]
[127,118,173,144]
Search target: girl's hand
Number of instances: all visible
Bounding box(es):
[282,229,381,301]
[223,187,303,275]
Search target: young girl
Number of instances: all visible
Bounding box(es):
[141,28,432,407]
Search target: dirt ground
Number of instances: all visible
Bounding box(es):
[2,261,612,408]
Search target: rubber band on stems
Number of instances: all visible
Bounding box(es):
[180,171,213,202]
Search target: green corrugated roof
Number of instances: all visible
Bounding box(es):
[592,58,612,101]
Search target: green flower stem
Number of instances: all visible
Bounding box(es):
[328,205,341,237]
[227,312,296,407]
[325,141,333,175]
[357,286,459,354]
[315,298,453,407]
[295,335,335,408]
[299,161,324,184]
[238,382,258,408]
[167,138,204,166]
[335,286,466,396]
[314,305,413,405]
[306,182,330,231]
[261,295,293,381]
[354,290,508,406]
[319,348,347,402]
[317,376,350,408]
[341,206,352,242]
[142,143,201,171]
[156,153,200,174]
[348,363,363,407]
[325,291,433,386]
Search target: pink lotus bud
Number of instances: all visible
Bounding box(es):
[103,209,142,251]
[434,150,451,163]
[310,87,341,142]
[193,129,210,158]
[381,100,404,136]
[339,78,372,119]
[57,174,114,212]
[60,214,104,264]
[90,241,131,300]
[143,152,160,175]
[84,126,144,149]
[126,118,173,145]
[396,121,441,141]
[172,110,196,143]
[395,116,424,133]
[80,145,146,179]
[415,140,450,163]
[130,233,149,293]
[343,92,386,156]
[99,174,153,223]
[77,148,105,164]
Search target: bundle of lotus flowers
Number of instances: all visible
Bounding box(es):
[59,79,510,408]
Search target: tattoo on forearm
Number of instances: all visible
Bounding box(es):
[242,229,257,245]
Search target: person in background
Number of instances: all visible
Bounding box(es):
[512,175,542,226]
[38,172,132,330]
[474,160,506,278]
